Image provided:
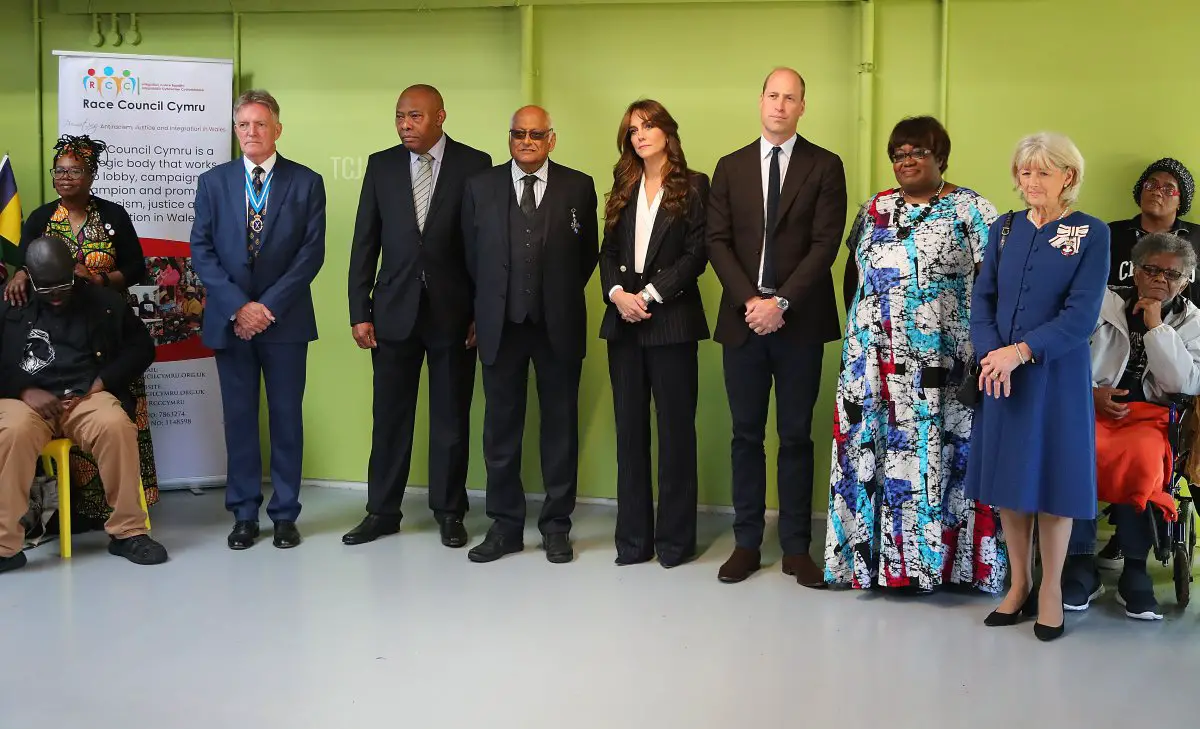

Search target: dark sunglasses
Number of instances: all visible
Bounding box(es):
[26,270,75,294]
[509,129,553,141]
[1138,264,1188,282]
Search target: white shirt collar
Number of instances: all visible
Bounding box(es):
[243,152,277,176]
[639,175,663,208]
[759,134,798,159]
[511,159,549,184]
[410,133,448,166]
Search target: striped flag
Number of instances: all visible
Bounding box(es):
[0,155,21,265]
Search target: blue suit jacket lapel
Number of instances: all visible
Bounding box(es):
[225,161,249,268]
[262,156,293,251]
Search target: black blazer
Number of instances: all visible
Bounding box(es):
[599,172,710,345]
[706,135,847,346]
[0,283,155,419]
[348,136,492,346]
[20,196,146,285]
[463,160,599,366]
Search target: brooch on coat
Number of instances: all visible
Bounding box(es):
[570,208,580,235]
[1049,224,1089,256]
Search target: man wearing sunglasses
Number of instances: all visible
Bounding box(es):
[0,236,166,573]
[461,105,598,563]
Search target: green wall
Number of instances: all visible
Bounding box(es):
[3,0,1198,509]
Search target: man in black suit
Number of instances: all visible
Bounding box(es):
[462,105,598,563]
[707,67,848,587]
[344,84,491,548]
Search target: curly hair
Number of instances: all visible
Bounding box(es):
[52,134,107,176]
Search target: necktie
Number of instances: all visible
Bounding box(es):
[761,146,781,291]
[521,174,538,218]
[247,165,266,261]
[413,153,434,233]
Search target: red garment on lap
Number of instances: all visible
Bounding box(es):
[1096,402,1177,520]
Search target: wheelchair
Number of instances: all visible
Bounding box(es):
[1159,396,1197,606]
[1107,395,1199,607]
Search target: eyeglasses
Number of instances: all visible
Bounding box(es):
[1142,180,1181,197]
[26,271,75,294]
[50,167,86,180]
[890,148,933,164]
[1138,264,1188,282]
[509,129,553,141]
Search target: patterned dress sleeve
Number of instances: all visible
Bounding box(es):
[961,192,1000,264]
[841,197,875,312]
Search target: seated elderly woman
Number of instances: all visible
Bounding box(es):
[1088,231,1200,620]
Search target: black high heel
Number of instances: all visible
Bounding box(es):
[984,590,1039,627]
[1034,620,1065,642]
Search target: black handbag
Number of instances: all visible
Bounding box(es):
[957,210,1017,407]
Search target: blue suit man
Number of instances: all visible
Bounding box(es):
[190,89,326,550]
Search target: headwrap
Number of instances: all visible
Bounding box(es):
[52,134,107,176]
[1134,157,1194,217]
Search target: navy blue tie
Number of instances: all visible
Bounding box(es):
[762,146,781,291]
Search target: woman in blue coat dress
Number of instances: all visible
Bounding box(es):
[965,132,1110,641]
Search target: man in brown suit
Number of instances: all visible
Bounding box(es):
[706,67,847,587]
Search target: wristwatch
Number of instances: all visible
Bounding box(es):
[640,290,654,305]
[775,296,790,311]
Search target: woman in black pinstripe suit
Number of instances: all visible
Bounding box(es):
[599,99,709,567]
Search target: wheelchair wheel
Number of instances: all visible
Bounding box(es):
[1176,500,1195,608]
[1175,545,1191,607]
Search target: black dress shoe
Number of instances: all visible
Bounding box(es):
[542,533,573,564]
[439,517,469,548]
[468,529,523,563]
[228,521,260,550]
[342,514,401,545]
[658,552,697,569]
[273,521,302,549]
[984,591,1039,627]
[615,552,654,566]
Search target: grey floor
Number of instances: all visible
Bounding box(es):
[2,486,1198,729]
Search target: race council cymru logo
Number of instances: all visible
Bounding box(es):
[83,66,139,97]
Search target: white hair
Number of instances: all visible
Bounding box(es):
[234,89,281,123]
[1011,132,1085,206]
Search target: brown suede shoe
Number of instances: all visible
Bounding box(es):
[718,547,761,583]
[782,553,828,589]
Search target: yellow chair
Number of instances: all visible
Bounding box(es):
[40,438,150,560]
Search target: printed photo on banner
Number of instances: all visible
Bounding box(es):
[129,256,207,346]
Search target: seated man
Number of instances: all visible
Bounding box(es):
[1066,231,1200,619]
[0,236,167,574]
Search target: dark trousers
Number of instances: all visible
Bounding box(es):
[214,339,308,523]
[608,335,699,563]
[1070,505,1157,561]
[366,297,477,521]
[1111,504,1156,562]
[481,320,581,537]
[722,334,823,555]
